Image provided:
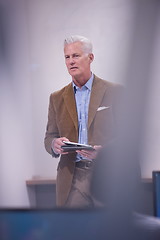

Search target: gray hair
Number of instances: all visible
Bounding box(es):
[64,35,93,54]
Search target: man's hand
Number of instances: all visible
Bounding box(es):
[76,145,102,160]
[52,137,69,155]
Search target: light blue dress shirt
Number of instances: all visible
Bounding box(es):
[72,73,94,161]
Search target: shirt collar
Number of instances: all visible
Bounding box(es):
[72,73,94,92]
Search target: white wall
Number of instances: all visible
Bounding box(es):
[0,0,160,207]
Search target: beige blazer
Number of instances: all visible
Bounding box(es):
[44,75,123,206]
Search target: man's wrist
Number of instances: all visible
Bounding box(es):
[51,138,60,157]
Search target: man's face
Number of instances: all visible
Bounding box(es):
[64,41,94,84]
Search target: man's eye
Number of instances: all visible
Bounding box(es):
[65,56,69,59]
[73,54,80,58]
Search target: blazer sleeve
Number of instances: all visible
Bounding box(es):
[44,93,60,157]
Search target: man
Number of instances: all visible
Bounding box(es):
[44,35,123,208]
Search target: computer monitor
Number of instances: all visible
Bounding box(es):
[152,171,160,218]
[0,208,105,240]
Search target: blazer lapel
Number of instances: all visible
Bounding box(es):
[62,77,108,132]
[88,76,108,129]
[63,83,78,131]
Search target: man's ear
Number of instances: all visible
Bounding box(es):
[89,53,94,63]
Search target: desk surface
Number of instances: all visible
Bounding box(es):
[26,178,152,185]
[26,178,56,185]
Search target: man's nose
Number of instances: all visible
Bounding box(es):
[69,57,75,65]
